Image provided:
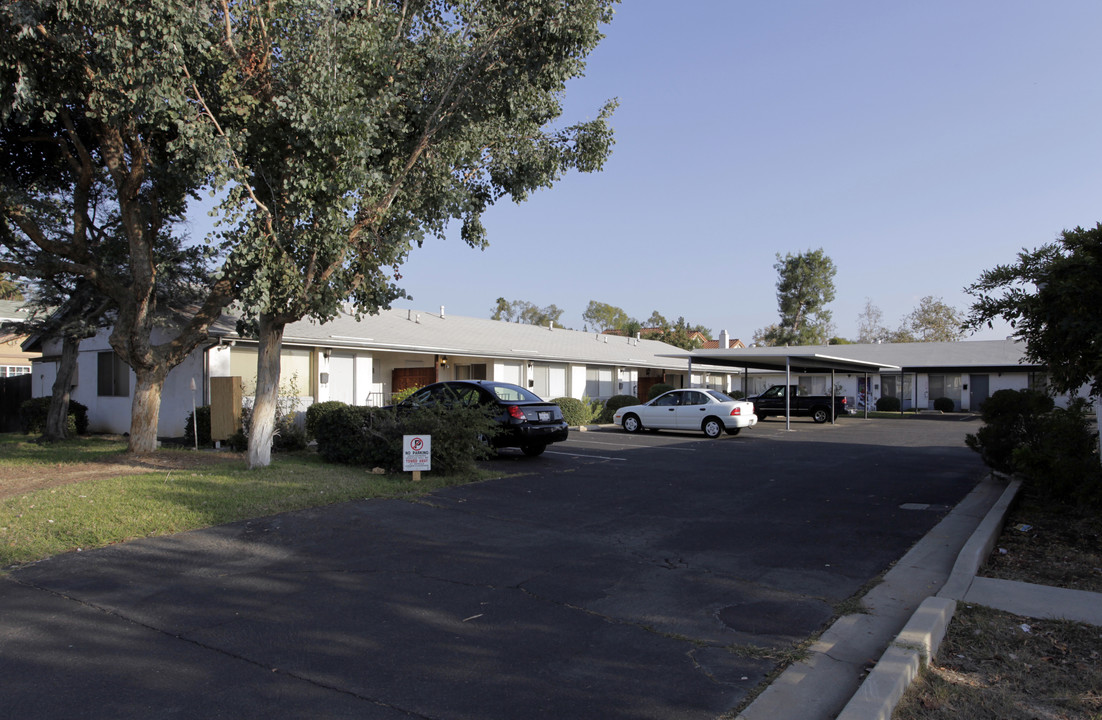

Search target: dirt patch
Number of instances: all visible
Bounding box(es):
[0,446,245,500]
[981,488,1102,593]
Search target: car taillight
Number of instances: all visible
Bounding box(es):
[841,397,847,405]
[730,407,741,416]
[508,405,526,420]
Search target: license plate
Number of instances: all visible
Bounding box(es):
[538,411,551,422]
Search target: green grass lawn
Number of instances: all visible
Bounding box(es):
[0,434,491,570]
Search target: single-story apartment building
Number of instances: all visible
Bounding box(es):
[23,307,742,437]
[23,304,1065,437]
[685,340,1053,412]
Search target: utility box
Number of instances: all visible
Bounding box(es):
[210,376,242,441]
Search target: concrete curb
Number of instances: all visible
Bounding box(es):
[834,479,1023,720]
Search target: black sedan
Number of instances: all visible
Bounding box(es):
[396,380,569,456]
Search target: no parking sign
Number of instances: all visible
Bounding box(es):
[403,435,431,473]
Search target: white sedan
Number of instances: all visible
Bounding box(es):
[613,389,758,438]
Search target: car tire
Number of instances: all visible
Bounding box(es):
[757,412,767,421]
[702,418,723,438]
[725,426,741,436]
[622,414,642,433]
[811,407,830,424]
[521,444,546,457]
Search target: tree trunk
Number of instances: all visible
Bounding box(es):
[248,313,285,469]
[44,334,81,441]
[1096,402,1102,464]
[128,366,168,453]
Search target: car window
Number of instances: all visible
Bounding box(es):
[682,391,708,406]
[762,386,785,398]
[403,384,454,407]
[706,390,736,403]
[451,384,494,407]
[653,392,681,406]
[489,383,541,403]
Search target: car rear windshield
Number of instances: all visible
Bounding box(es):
[489,383,544,403]
[705,390,738,403]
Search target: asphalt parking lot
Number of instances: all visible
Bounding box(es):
[0,416,986,719]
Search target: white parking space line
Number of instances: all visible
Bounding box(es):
[563,437,702,452]
[545,450,627,460]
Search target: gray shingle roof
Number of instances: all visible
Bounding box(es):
[687,339,1037,372]
[228,307,695,370]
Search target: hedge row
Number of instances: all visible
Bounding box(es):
[312,402,499,474]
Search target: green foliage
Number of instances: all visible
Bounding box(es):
[491,298,564,326]
[933,397,956,413]
[966,391,1101,506]
[759,248,837,346]
[965,389,1055,474]
[391,386,421,404]
[648,383,675,400]
[19,397,88,436]
[599,395,639,423]
[1012,400,1102,506]
[305,401,347,441]
[966,223,1102,397]
[582,301,632,332]
[185,406,212,446]
[552,397,592,427]
[313,403,496,474]
[900,296,964,342]
[875,396,901,412]
[727,389,746,399]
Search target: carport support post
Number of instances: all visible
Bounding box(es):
[864,372,869,419]
[831,369,836,424]
[785,357,792,432]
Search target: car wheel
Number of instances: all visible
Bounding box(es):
[812,407,830,424]
[725,426,741,436]
[521,444,546,457]
[702,418,723,438]
[622,414,642,433]
[757,412,767,421]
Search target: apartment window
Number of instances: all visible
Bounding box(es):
[0,366,31,377]
[97,351,130,397]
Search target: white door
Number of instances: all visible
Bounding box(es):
[329,353,356,405]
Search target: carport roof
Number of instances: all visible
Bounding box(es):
[663,348,900,374]
[667,339,1040,375]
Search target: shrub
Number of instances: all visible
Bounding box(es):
[875,396,901,412]
[599,395,639,423]
[391,386,420,404]
[726,389,746,400]
[1011,399,1102,505]
[19,397,88,436]
[273,412,307,452]
[933,397,956,413]
[314,404,373,465]
[314,403,497,474]
[185,406,212,447]
[965,389,1054,474]
[647,383,675,400]
[552,397,591,426]
[305,401,347,441]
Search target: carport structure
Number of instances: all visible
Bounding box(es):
[670,349,900,430]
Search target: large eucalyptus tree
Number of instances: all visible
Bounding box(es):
[2,0,617,464]
[208,0,618,467]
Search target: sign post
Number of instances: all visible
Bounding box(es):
[403,435,431,481]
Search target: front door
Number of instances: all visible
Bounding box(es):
[969,374,990,411]
[392,367,437,396]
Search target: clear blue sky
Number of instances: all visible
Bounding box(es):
[394,1,1102,342]
[192,2,1102,342]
